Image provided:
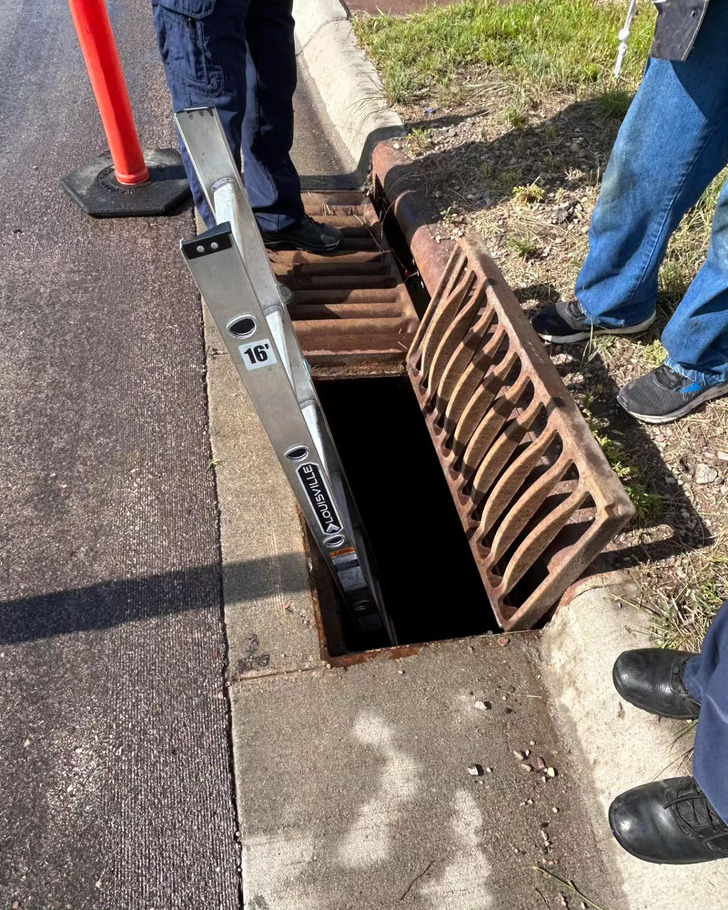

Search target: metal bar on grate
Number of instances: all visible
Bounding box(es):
[407,238,634,631]
[271,192,419,375]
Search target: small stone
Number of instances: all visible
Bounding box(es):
[398,669,405,675]
[695,463,718,484]
[552,807,559,814]
[519,762,533,773]
[468,764,484,776]
[474,700,488,710]
[717,451,728,462]
[546,767,557,778]
[486,767,494,774]
[514,750,527,760]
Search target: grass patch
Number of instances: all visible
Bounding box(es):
[507,235,540,259]
[504,102,529,128]
[641,338,667,369]
[582,394,665,523]
[593,429,665,522]
[355,0,655,104]
[513,181,545,205]
[649,562,728,651]
[594,88,634,120]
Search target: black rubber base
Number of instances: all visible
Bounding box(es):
[61,148,191,218]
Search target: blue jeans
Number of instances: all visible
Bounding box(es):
[576,0,728,387]
[684,601,728,826]
[152,0,305,231]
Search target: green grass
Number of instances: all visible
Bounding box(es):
[504,102,529,128]
[513,181,544,205]
[641,338,667,369]
[581,394,665,523]
[355,0,656,104]
[593,429,665,522]
[507,235,539,259]
[649,563,728,651]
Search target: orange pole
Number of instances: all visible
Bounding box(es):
[68,0,150,185]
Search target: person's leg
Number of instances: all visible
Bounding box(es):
[532,15,728,347]
[662,181,728,386]
[152,0,248,228]
[607,604,728,864]
[576,8,728,329]
[684,601,728,826]
[240,0,304,232]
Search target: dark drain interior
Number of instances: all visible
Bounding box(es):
[314,376,498,655]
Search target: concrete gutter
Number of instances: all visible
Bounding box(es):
[293,0,404,182]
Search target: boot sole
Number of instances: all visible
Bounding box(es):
[264,239,342,254]
[618,382,728,425]
[537,311,656,344]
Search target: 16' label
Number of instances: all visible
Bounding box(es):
[239,339,277,370]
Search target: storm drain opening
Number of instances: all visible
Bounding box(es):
[312,376,500,655]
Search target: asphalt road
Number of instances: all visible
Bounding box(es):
[0,2,240,907]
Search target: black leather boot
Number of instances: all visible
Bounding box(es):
[612,648,701,719]
[262,215,343,253]
[610,777,728,864]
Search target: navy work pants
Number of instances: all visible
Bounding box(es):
[152,0,305,230]
[684,601,728,824]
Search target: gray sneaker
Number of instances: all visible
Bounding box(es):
[532,299,656,344]
[618,364,728,424]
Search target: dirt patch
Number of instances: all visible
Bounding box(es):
[383,70,728,650]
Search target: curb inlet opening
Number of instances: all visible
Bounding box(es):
[313,376,499,655]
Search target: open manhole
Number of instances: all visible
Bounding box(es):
[313,376,500,656]
[276,214,634,658]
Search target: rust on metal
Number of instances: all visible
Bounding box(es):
[270,191,419,375]
[407,238,634,631]
[371,140,453,296]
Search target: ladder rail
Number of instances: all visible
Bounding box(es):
[175,107,394,644]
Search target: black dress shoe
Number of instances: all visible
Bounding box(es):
[262,215,343,253]
[613,648,700,719]
[610,777,728,864]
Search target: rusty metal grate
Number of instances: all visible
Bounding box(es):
[407,238,634,631]
[270,192,419,375]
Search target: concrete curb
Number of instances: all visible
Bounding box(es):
[293,0,404,182]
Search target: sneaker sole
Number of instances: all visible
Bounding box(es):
[618,382,728,425]
[537,311,656,344]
